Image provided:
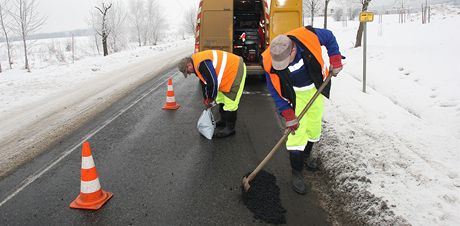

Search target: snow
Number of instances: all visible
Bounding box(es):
[316,4,460,226]
[0,38,194,176]
[0,3,459,226]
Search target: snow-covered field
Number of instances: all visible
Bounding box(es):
[0,37,194,177]
[0,3,459,226]
[314,4,460,226]
[0,32,188,70]
[0,36,98,69]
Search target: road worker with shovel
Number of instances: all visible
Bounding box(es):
[261,26,344,194]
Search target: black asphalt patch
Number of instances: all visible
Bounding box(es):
[242,170,286,224]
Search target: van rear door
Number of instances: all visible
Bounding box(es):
[199,0,233,52]
[268,0,303,41]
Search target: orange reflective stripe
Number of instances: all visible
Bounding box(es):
[262,27,326,99]
[81,167,98,182]
[191,50,241,92]
[286,27,327,79]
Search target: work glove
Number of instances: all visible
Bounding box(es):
[281,108,299,132]
[203,98,216,108]
[329,54,343,77]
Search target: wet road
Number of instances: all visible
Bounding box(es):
[0,68,331,225]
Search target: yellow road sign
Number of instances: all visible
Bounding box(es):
[359,12,374,22]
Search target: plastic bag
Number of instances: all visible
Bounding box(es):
[197,108,215,140]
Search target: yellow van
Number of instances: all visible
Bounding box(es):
[195,0,303,76]
[268,0,303,41]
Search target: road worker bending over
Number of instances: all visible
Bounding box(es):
[178,50,247,138]
[261,26,344,194]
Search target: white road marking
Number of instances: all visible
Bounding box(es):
[0,72,177,207]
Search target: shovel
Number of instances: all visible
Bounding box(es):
[242,74,333,192]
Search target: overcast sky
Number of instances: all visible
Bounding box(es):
[37,0,200,33]
[36,0,448,33]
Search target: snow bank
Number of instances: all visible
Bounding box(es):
[315,4,460,226]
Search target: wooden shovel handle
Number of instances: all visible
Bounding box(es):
[245,75,333,183]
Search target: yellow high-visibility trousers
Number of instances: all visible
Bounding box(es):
[286,86,324,151]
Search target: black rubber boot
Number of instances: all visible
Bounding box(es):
[291,169,308,195]
[304,142,319,171]
[216,104,226,128]
[289,150,305,172]
[213,110,236,138]
[289,150,309,194]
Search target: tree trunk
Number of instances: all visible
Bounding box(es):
[0,7,13,69]
[95,3,112,56]
[355,22,364,47]
[324,0,329,28]
[94,33,100,54]
[354,1,370,48]
[421,4,425,24]
[102,33,109,56]
[22,37,30,72]
[311,7,314,25]
[6,38,12,69]
[428,6,431,23]
[143,31,148,46]
[137,26,142,47]
[72,34,75,63]
[111,34,118,52]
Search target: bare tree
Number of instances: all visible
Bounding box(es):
[87,13,101,55]
[334,8,343,21]
[304,0,322,26]
[349,7,360,20]
[129,0,145,46]
[354,0,371,48]
[141,1,151,46]
[422,0,430,24]
[183,5,198,36]
[11,0,46,72]
[323,0,331,28]
[107,0,127,52]
[144,0,166,45]
[94,2,112,56]
[71,33,75,63]
[398,0,406,23]
[0,0,13,69]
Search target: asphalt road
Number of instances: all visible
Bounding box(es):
[0,68,332,225]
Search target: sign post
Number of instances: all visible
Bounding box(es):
[359,11,374,93]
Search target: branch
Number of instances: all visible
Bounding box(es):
[95,6,104,14]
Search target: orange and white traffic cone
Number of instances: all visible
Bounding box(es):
[70,141,113,210]
[162,78,180,110]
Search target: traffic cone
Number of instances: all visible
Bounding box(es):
[70,141,113,210]
[162,78,180,110]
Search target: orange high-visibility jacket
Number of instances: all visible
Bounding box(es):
[191,50,242,93]
[262,27,330,102]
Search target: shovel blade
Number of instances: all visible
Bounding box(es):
[242,176,251,192]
